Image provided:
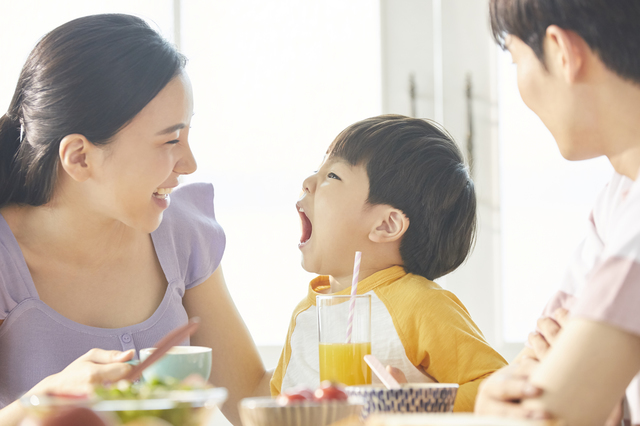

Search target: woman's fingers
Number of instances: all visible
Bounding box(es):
[79,348,135,364]
[77,348,135,384]
[89,362,133,384]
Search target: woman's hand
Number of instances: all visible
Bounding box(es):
[475,358,547,418]
[183,266,267,426]
[28,349,134,396]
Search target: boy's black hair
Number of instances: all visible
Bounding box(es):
[329,114,476,281]
[490,0,640,85]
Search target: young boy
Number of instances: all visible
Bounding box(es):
[270,115,507,411]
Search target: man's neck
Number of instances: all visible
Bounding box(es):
[598,76,640,180]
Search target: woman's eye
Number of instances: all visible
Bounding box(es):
[328,172,341,180]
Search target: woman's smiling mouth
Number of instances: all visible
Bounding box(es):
[153,187,173,200]
[297,204,313,247]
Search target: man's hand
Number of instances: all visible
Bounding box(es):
[528,308,569,361]
[475,358,549,418]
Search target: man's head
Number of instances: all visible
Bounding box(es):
[490,0,640,85]
[490,0,640,165]
[297,115,476,281]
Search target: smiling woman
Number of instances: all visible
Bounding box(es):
[0,14,267,426]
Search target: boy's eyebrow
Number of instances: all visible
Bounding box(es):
[325,156,350,167]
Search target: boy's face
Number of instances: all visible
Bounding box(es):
[296,155,378,278]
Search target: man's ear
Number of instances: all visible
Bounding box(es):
[369,208,410,243]
[59,134,96,182]
[545,25,588,83]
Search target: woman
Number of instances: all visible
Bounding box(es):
[475,1,640,425]
[0,14,268,426]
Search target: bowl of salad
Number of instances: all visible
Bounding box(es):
[20,377,227,426]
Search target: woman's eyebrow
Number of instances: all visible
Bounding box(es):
[156,123,186,135]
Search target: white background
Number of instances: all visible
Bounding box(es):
[0,0,616,380]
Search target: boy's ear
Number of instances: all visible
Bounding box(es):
[58,134,97,182]
[369,208,410,243]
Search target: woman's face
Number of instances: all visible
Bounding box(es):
[86,72,196,233]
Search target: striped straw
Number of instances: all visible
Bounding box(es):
[346,251,362,344]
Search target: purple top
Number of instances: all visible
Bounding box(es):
[0,183,225,408]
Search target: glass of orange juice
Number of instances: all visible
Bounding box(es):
[317,294,372,386]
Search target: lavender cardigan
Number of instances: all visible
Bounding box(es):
[0,183,225,408]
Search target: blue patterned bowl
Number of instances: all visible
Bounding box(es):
[345,383,458,418]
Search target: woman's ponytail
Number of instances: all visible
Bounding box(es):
[0,113,22,207]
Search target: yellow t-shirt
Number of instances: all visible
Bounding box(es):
[270,266,507,412]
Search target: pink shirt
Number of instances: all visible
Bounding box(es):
[541,171,640,424]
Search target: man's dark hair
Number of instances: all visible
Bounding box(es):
[329,115,476,281]
[490,0,640,84]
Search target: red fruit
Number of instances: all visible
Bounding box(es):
[295,388,316,401]
[314,381,348,401]
[276,388,315,406]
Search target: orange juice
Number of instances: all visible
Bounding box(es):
[319,342,372,386]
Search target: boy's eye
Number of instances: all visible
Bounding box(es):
[166,139,180,145]
[328,172,341,181]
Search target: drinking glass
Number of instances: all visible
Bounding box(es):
[317,294,372,386]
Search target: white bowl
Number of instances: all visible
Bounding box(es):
[239,397,362,426]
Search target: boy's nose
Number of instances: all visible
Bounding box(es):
[302,174,316,195]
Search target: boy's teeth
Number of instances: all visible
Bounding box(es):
[299,207,304,213]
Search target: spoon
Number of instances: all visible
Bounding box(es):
[122,317,200,382]
[364,354,402,390]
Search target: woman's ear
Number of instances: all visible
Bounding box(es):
[369,208,410,243]
[58,134,96,182]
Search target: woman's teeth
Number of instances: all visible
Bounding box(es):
[153,187,173,199]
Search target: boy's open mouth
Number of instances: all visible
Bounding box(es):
[297,204,313,247]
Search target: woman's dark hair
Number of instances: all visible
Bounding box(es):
[490,0,640,84]
[329,115,476,281]
[0,14,186,207]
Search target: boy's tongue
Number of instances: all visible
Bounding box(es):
[298,207,312,243]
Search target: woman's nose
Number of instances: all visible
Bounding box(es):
[174,142,197,176]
